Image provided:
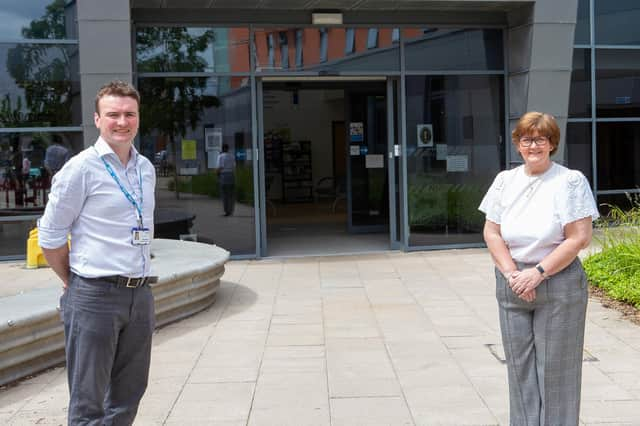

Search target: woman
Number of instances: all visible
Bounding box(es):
[479,112,599,426]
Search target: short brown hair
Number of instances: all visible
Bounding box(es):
[95,80,140,114]
[512,111,560,155]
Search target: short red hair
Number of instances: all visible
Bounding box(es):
[512,112,560,155]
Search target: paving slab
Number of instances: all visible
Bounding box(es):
[1,247,639,425]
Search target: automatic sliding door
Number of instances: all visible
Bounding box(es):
[346,85,389,233]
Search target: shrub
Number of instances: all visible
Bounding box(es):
[584,193,640,308]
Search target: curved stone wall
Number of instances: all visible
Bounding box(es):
[0,239,229,386]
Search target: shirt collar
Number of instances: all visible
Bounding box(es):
[94,137,139,166]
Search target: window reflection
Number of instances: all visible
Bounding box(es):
[138,77,255,255]
[136,27,250,73]
[405,75,505,247]
[403,28,503,71]
[569,48,592,118]
[595,49,640,117]
[596,121,640,190]
[575,0,590,45]
[0,131,82,256]
[0,43,81,127]
[253,27,400,72]
[0,0,77,40]
[595,0,640,45]
[566,122,593,186]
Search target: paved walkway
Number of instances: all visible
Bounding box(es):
[1,248,640,425]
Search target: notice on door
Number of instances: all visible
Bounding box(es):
[365,154,384,168]
[446,155,469,172]
[350,122,364,142]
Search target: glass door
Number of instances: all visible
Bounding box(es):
[345,83,389,233]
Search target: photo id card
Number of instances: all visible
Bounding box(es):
[131,227,151,245]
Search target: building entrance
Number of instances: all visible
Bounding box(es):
[258,79,398,256]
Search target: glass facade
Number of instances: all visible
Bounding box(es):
[134,26,505,255]
[136,25,255,256]
[0,0,81,259]
[403,28,504,71]
[253,27,400,73]
[569,0,640,213]
[405,75,504,247]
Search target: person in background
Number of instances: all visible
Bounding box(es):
[44,137,71,176]
[217,143,235,216]
[479,111,599,426]
[38,80,156,425]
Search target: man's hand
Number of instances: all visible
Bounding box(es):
[41,245,70,289]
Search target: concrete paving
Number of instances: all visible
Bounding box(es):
[1,248,639,425]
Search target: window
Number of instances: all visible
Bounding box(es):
[568,49,592,118]
[319,28,328,63]
[345,28,355,55]
[595,49,640,117]
[279,32,289,69]
[295,30,303,69]
[595,0,640,45]
[367,29,378,49]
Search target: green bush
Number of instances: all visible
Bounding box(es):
[584,193,640,308]
[169,165,254,204]
[407,180,488,232]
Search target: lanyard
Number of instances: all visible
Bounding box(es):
[94,147,144,226]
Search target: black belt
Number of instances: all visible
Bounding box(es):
[99,275,158,288]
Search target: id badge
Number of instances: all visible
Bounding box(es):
[131,227,151,245]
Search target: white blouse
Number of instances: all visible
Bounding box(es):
[478,162,599,263]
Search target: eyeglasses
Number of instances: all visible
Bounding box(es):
[519,136,549,147]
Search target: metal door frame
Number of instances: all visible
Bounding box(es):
[255,76,402,257]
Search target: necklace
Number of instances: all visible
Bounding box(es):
[524,176,541,198]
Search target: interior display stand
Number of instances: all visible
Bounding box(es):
[282,140,313,203]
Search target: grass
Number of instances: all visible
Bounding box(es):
[583,193,640,309]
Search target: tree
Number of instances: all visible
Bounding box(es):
[137,27,221,198]
[3,0,75,128]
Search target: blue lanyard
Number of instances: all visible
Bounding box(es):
[94,147,144,226]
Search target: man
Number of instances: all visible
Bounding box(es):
[216,143,235,216]
[38,80,156,425]
[44,136,71,176]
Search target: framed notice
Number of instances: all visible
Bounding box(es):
[417,124,433,147]
[205,127,222,151]
[446,155,469,172]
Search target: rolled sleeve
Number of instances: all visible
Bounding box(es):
[38,161,87,249]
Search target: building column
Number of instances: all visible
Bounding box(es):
[77,0,133,147]
[507,0,578,166]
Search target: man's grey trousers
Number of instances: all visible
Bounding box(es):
[61,273,155,425]
[496,258,588,426]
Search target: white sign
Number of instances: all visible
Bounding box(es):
[350,145,361,156]
[436,144,447,160]
[365,154,384,169]
[179,167,199,175]
[205,127,223,151]
[446,155,469,172]
[417,124,433,147]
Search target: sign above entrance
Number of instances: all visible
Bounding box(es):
[311,12,343,25]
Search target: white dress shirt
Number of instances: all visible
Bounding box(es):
[38,137,156,278]
[478,162,599,263]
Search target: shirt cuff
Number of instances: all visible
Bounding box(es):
[37,221,70,249]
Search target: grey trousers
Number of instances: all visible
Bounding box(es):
[496,257,588,426]
[61,273,155,426]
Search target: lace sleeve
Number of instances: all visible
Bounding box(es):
[478,171,507,224]
[558,170,600,227]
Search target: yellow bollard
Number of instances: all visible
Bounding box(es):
[26,228,70,269]
[26,228,48,269]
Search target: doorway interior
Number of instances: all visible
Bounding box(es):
[260,79,393,257]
